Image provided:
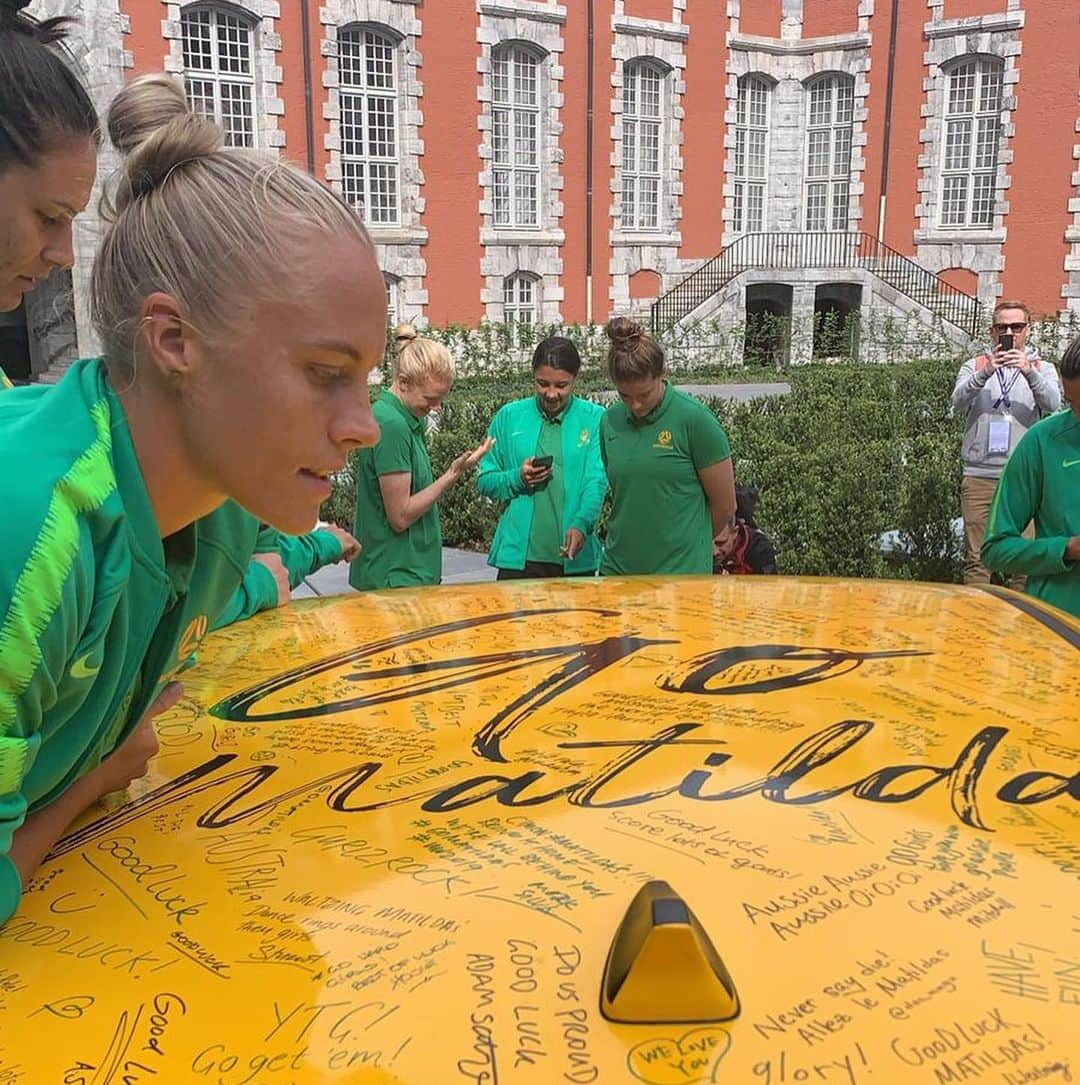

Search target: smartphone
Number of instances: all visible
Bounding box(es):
[998,332,1014,352]
[533,455,553,469]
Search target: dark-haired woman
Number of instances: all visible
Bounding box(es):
[600,318,736,575]
[0,72,387,924]
[0,1,100,385]
[477,337,607,577]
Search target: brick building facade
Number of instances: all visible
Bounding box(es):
[7,0,1079,378]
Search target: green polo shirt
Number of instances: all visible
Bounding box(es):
[526,398,567,563]
[601,383,731,575]
[349,391,441,590]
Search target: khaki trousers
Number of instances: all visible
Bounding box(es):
[961,474,1031,588]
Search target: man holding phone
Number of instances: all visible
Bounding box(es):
[951,300,1062,585]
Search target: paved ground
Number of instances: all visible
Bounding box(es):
[294,547,495,598]
[593,381,790,403]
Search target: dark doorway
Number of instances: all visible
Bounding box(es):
[744,283,792,368]
[813,282,862,359]
[0,303,31,384]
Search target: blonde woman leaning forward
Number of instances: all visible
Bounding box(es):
[0,75,387,925]
[350,327,492,590]
[108,76,364,630]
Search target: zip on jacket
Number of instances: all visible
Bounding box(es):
[476,395,607,573]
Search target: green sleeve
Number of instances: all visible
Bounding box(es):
[275,529,344,585]
[0,493,90,925]
[252,521,280,554]
[250,523,342,581]
[982,432,1072,577]
[476,406,528,501]
[371,414,413,476]
[0,853,20,923]
[690,406,732,472]
[210,560,279,631]
[568,408,608,535]
[210,528,344,631]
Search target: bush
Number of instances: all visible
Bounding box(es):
[385,310,1080,376]
[715,362,965,579]
[324,358,969,581]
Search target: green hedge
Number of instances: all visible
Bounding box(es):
[323,359,968,582]
[380,310,1080,378]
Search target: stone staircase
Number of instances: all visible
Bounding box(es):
[651,231,983,338]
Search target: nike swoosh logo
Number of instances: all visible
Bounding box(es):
[70,653,101,679]
[1064,458,1080,468]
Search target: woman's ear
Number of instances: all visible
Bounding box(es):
[138,292,197,386]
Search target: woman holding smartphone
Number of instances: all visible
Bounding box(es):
[349,329,492,590]
[477,337,607,579]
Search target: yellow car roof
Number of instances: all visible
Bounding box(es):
[3,577,1077,1083]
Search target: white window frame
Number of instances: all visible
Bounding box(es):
[181,5,257,149]
[804,75,854,233]
[938,57,1003,229]
[338,25,401,227]
[733,75,771,235]
[503,273,540,332]
[621,60,665,231]
[491,44,542,230]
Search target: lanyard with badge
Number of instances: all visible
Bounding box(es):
[987,365,1020,456]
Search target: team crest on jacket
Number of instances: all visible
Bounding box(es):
[178,614,209,663]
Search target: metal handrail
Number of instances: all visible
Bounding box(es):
[650,231,983,337]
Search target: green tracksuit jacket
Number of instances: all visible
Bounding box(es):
[0,359,261,923]
[212,526,345,629]
[982,409,1080,618]
[476,395,607,574]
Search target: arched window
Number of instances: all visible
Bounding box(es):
[622,60,665,230]
[492,45,542,228]
[804,74,853,232]
[338,26,400,225]
[181,6,257,147]
[733,75,771,234]
[503,273,540,329]
[939,57,1003,228]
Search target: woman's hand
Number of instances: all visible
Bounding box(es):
[560,528,585,560]
[252,552,291,606]
[450,436,496,481]
[520,456,553,488]
[323,523,361,562]
[88,682,183,799]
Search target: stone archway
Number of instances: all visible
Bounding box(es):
[745,283,793,367]
[813,282,862,360]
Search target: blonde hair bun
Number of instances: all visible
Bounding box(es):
[108,73,190,156]
[106,74,222,217]
[393,322,418,343]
